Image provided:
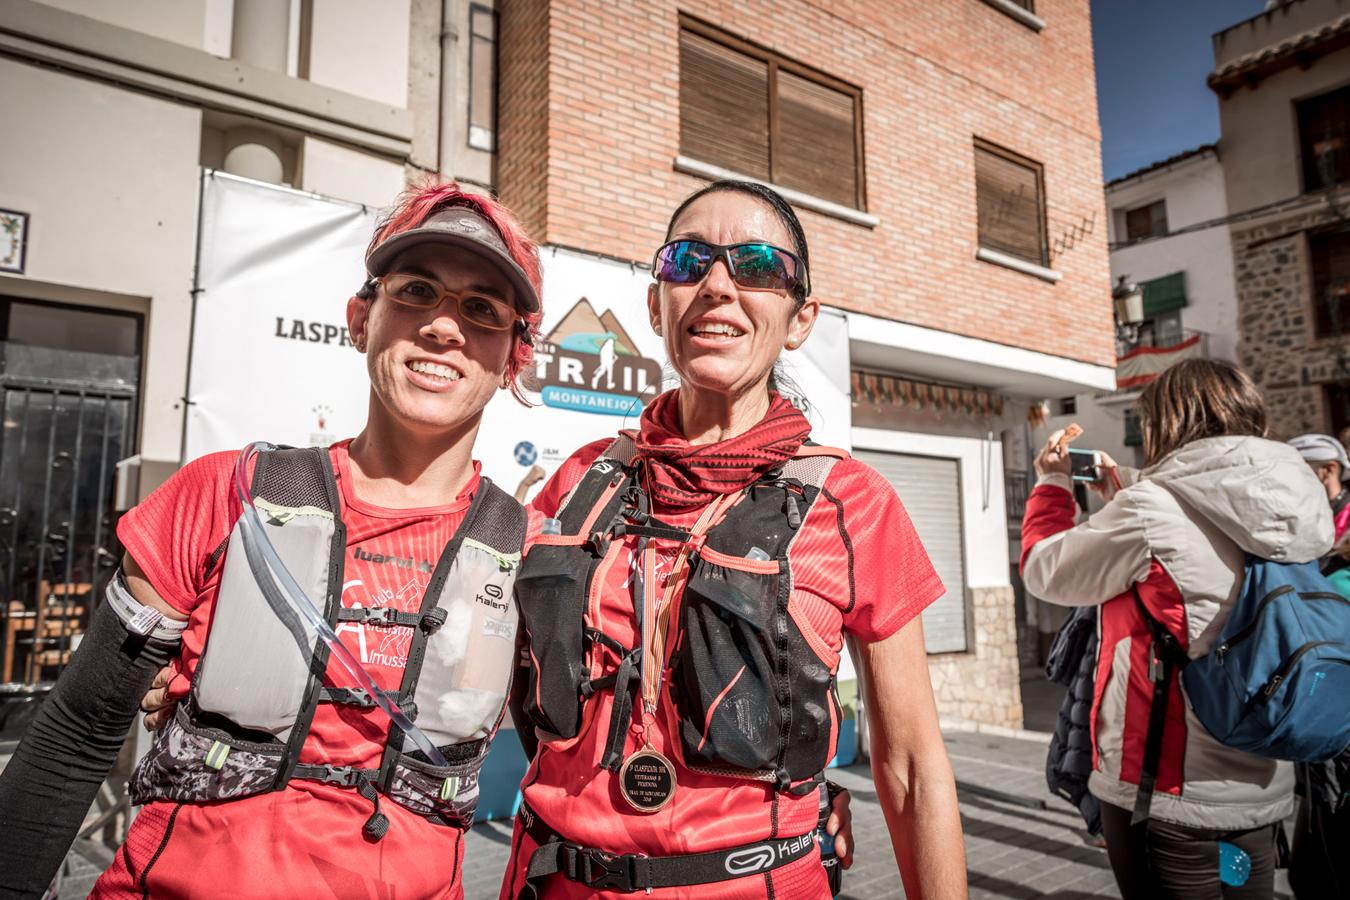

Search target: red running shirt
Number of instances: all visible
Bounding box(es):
[92,441,506,900]
[500,440,944,900]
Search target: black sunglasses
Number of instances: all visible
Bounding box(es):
[652,240,809,299]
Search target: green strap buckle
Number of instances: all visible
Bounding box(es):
[205,740,231,771]
[440,775,460,803]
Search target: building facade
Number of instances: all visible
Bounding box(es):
[1041,145,1239,475]
[1212,0,1350,438]
[0,0,1115,739]
[496,0,1116,728]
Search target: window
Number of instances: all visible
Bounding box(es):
[467,5,497,152]
[1310,228,1350,337]
[1055,396,1076,415]
[1298,85,1350,192]
[975,140,1048,267]
[1124,200,1167,242]
[1135,310,1185,349]
[679,21,865,209]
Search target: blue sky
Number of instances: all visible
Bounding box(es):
[1092,0,1267,182]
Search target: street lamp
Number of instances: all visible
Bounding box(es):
[1113,275,1144,348]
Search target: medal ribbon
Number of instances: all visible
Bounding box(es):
[637,490,741,720]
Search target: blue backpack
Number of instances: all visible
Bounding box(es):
[1131,558,1350,823]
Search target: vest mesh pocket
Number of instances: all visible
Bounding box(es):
[129,703,284,804]
[673,555,837,784]
[516,543,590,740]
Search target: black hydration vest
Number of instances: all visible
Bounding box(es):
[129,447,526,837]
[516,434,849,793]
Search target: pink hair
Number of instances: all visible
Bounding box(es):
[369,180,543,405]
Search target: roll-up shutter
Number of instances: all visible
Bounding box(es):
[975,141,1047,266]
[679,30,770,181]
[776,69,858,208]
[854,450,968,654]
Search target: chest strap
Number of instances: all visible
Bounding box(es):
[516,799,817,896]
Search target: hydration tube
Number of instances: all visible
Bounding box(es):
[233,442,449,768]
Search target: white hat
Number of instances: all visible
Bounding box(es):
[1288,433,1350,471]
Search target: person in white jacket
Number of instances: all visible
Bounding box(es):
[1020,358,1333,900]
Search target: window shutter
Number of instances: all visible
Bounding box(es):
[975,144,1046,265]
[1141,271,1186,316]
[679,30,770,181]
[854,450,969,654]
[775,70,858,208]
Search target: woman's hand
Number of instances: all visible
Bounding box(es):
[1034,429,1074,478]
[141,664,177,730]
[1087,451,1122,503]
[826,785,854,868]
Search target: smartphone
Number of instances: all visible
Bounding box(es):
[1068,447,1102,482]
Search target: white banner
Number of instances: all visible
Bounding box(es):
[186,175,853,499]
[186,171,377,459]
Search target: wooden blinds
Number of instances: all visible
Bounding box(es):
[776,70,857,208]
[678,23,864,209]
[680,30,770,181]
[975,141,1047,266]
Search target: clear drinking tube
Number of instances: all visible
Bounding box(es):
[233,442,448,768]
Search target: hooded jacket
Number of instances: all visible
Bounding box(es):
[1021,436,1334,830]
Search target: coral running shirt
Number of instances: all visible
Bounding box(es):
[93,441,500,900]
[500,439,944,899]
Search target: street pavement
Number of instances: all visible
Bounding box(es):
[50,727,1295,898]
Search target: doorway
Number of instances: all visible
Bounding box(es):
[0,297,141,747]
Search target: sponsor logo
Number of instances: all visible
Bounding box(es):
[274,317,355,347]
[777,834,813,858]
[482,618,515,640]
[352,547,435,574]
[724,845,776,876]
[514,441,538,466]
[524,298,663,417]
[1309,670,1326,697]
[475,582,508,611]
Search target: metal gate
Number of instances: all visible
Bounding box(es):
[0,363,136,743]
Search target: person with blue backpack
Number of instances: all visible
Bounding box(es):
[1021,358,1350,900]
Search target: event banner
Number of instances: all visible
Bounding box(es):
[188,176,853,495]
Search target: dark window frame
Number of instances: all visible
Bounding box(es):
[973,137,1049,268]
[467,3,498,153]
[1297,84,1350,194]
[1308,226,1350,338]
[678,15,868,211]
[1124,199,1168,242]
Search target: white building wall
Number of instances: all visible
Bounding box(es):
[34,0,211,50]
[1106,152,1240,363]
[0,57,202,468]
[306,0,412,108]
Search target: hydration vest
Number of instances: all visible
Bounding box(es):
[517,434,848,794]
[129,447,525,837]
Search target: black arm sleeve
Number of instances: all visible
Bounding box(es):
[0,600,179,898]
[507,662,539,763]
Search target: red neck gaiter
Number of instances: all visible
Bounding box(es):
[635,389,812,510]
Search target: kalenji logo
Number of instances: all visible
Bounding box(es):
[723,845,776,876]
[523,298,663,417]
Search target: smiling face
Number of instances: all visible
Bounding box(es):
[648,191,819,401]
[347,243,516,439]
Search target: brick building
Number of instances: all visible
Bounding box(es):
[1212,0,1350,437]
[496,0,1116,728]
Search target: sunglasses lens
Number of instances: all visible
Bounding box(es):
[656,240,712,283]
[728,244,795,291]
[383,275,442,308]
[460,294,515,330]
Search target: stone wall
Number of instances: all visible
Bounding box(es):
[1232,203,1350,437]
[927,585,1024,729]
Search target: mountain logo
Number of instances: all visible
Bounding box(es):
[525,298,663,416]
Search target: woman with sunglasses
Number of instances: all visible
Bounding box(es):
[0,183,545,899]
[502,180,967,899]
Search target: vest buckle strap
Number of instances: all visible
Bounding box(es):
[291,763,380,787]
[568,847,647,892]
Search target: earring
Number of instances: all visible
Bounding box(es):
[785,338,799,350]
